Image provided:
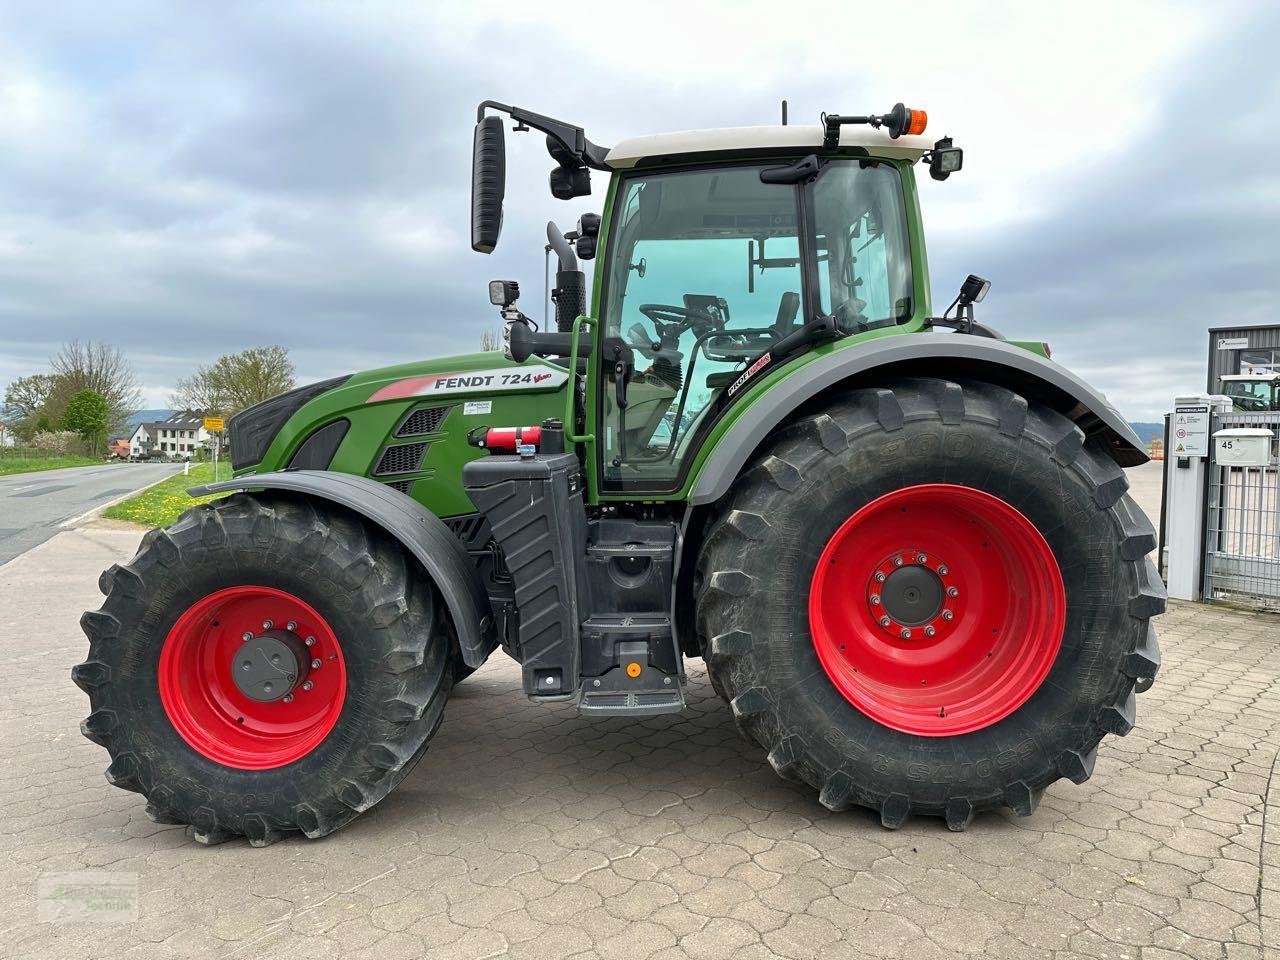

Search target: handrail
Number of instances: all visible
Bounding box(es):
[565,314,597,444]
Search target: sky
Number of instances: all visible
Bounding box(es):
[0,1,1277,420]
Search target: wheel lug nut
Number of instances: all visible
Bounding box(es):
[893,556,904,567]
[870,594,881,605]
[946,586,959,598]
[305,636,315,647]
[924,626,936,637]
[942,610,954,621]
[311,659,322,670]
[899,628,911,639]
[938,565,949,576]
[916,554,927,564]
[262,620,273,630]
[282,694,293,703]
[874,572,886,583]
[302,680,314,691]
[286,620,297,632]
[242,631,253,642]
[879,616,891,628]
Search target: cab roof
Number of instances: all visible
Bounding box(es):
[605,124,933,169]
[1221,373,1280,382]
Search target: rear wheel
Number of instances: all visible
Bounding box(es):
[696,378,1164,830]
[74,494,452,845]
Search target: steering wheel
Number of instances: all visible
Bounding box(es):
[639,304,700,328]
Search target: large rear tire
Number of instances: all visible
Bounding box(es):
[695,378,1164,830]
[74,494,452,845]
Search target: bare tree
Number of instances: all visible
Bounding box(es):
[480,328,502,352]
[171,345,296,418]
[47,341,143,434]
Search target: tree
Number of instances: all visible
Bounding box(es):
[171,345,296,418]
[3,373,57,440]
[47,341,142,435]
[60,389,110,453]
[480,328,502,352]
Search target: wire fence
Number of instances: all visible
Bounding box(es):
[1203,411,1280,610]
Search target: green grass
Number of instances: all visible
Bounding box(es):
[0,455,101,476]
[103,461,234,527]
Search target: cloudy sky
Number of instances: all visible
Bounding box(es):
[0,1,1276,420]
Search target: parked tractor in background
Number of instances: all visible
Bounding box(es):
[75,100,1163,846]
[1221,372,1280,412]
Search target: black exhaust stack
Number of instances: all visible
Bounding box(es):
[547,222,584,333]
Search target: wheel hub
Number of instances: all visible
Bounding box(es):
[866,551,959,639]
[232,629,310,702]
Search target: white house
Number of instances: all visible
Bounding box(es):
[129,411,210,459]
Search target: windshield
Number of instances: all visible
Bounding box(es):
[1223,379,1277,411]
[600,159,912,491]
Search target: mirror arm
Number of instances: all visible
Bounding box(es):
[477,100,611,170]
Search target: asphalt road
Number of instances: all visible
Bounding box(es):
[0,461,182,564]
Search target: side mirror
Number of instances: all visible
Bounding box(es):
[471,115,506,253]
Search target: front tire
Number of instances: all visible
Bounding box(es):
[696,378,1164,830]
[74,494,452,845]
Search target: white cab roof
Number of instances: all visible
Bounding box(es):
[606,124,933,169]
[1221,373,1280,381]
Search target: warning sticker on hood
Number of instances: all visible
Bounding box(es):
[367,365,570,403]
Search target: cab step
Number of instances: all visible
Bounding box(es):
[577,617,685,717]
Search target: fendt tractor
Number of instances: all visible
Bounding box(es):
[75,100,1164,846]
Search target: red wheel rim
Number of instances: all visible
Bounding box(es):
[158,586,346,769]
[808,484,1065,736]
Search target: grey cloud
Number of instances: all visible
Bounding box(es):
[0,4,1272,422]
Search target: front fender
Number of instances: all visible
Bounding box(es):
[191,471,497,668]
[689,336,1146,506]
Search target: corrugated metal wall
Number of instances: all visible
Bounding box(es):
[1207,324,1280,390]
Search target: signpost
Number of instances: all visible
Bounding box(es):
[1171,404,1210,458]
[203,417,225,479]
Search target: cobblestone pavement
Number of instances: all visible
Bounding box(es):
[2,524,1278,960]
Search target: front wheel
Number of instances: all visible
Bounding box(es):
[696,378,1164,830]
[74,494,453,845]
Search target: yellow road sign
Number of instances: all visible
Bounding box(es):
[203,417,225,432]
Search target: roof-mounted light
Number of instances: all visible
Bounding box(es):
[821,103,928,149]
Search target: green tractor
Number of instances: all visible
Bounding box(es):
[75,101,1164,845]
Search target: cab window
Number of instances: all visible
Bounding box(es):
[600,165,801,488]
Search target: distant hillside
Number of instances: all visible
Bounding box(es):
[1129,421,1164,443]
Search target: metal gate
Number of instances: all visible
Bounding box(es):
[1203,410,1280,608]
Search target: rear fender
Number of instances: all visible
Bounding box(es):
[689,336,1146,506]
[192,471,497,668]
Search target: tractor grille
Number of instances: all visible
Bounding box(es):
[373,442,428,476]
[396,405,452,437]
[383,479,414,496]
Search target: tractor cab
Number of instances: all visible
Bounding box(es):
[469,100,965,495]
[1220,372,1280,412]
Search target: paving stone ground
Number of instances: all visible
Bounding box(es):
[1,514,1277,960]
